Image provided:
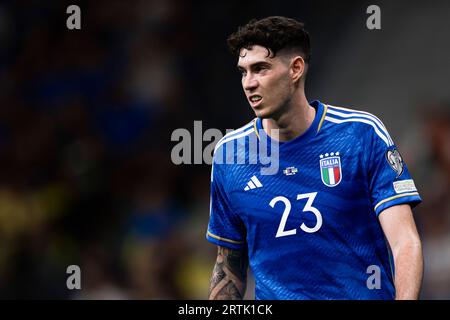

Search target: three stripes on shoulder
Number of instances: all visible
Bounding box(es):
[324,105,394,147]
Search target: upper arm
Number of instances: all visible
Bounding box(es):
[363,116,422,215]
[206,156,246,249]
[215,246,249,269]
[209,246,249,300]
[378,204,421,251]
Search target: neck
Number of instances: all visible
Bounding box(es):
[262,93,316,142]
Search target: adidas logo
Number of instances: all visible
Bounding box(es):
[244,175,263,191]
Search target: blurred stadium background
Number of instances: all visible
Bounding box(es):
[0,0,449,299]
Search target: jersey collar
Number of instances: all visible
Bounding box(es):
[255,100,325,146]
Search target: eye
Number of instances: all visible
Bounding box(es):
[254,64,268,73]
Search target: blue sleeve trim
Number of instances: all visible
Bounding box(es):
[375,194,422,216]
[206,231,246,250]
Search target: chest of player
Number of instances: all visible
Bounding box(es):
[227,146,370,237]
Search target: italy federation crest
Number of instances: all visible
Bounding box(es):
[320,152,342,187]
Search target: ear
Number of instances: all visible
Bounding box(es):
[290,56,305,84]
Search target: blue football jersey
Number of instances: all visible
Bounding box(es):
[206,100,422,300]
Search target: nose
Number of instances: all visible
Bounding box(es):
[243,73,258,91]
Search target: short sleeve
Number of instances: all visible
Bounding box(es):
[206,156,246,250]
[365,121,422,216]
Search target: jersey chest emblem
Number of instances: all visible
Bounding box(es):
[319,152,342,187]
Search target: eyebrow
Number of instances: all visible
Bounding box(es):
[237,61,272,71]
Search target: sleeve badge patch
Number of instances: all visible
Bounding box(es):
[385,148,404,178]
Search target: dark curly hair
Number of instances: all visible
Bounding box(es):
[227,16,311,63]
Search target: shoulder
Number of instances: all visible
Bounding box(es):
[213,118,257,158]
[211,119,256,182]
[321,103,394,147]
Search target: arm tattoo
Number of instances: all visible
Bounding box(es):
[208,246,248,300]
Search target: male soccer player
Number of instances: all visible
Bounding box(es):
[206,16,423,300]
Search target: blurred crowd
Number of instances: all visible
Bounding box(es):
[0,0,218,299]
[0,0,449,299]
[411,105,450,299]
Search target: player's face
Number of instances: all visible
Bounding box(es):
[237,45,293,119]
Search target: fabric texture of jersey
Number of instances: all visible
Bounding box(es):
[206,100,422,300]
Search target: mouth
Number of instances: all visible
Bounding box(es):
[248,95,263,108]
